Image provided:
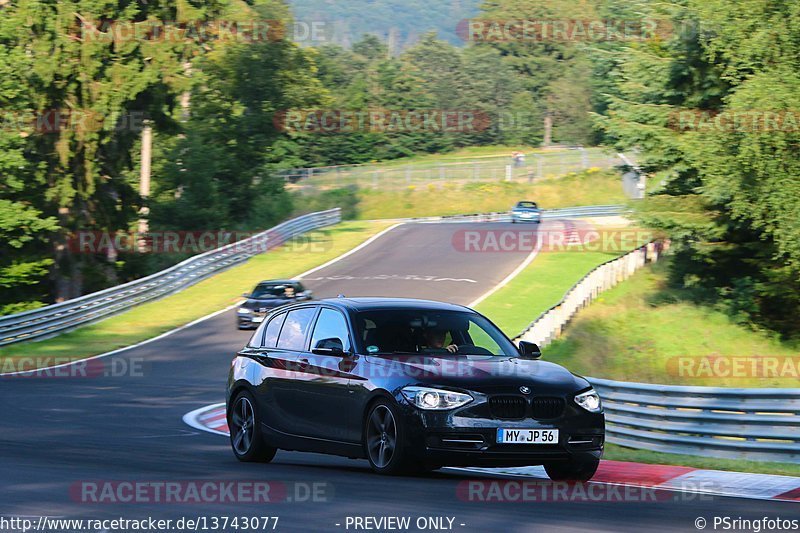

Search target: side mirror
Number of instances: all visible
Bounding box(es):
[312,338,346,356]
[242,293,251,298]
[518,341,542,360]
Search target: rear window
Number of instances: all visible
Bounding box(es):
[517,201,538,209]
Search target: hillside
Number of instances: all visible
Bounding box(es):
[287,0,481,49]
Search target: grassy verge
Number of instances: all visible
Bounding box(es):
[475,244,799,475]
[545,259,799,388]
[0,221,393,364]
[475,250,628,336]
[356,168,626,220]
[604,444,800,477]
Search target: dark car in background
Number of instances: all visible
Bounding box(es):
[236,280,312,329]
[511,200,542,224]
[226,298,604,479]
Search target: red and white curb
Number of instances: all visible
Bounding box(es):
[183,403,228,436]
[184,403,800,503]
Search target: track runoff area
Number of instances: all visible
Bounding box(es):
[1,220,797,533]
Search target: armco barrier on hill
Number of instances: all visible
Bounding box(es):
[513,240,799,464]
[0,209,342,346]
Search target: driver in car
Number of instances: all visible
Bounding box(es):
[422,329,460,354]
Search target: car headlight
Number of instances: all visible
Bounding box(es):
[401,386,473,410]
[237,308,253,315]
[574,389,602,413]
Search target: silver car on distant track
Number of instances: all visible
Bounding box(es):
[511,201,542,224]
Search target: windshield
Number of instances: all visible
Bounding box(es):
[354,309,518,357]
[250,284,292,299]
[516,202,538,209]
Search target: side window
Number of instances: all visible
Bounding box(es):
[263,312,287,348]
[466,319,504,355]
[310,308,352,353]
[277,307,317,351]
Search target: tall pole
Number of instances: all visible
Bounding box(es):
[138,122,152,251]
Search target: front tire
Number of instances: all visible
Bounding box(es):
[544,455,599,482]
[363,400,414,475]
[228,391,277,463]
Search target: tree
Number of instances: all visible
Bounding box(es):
[151,1,329,232]
[0,0,227,301]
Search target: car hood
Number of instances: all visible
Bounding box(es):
[241,298,288,310]
[367,354,589,395]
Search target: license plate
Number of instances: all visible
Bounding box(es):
[252,316,265,324]
[497,428,559,444]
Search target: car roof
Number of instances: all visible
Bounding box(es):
[315,297,473,313]
[516,200,537,205]
[255,279,300,285]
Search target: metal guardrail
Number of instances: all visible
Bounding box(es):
[516,240,663,347]
[514,240,799,463]
[591,378,800,463]
[0,209,342,346]
[0,205,620,347]
[410,204,627,223]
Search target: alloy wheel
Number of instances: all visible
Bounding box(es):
[231,396,255,455]
[367,405,397,468]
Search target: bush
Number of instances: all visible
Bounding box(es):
[293,186,360,220]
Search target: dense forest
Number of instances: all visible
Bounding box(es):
[2,0,800,339]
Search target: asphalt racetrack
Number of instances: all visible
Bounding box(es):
[0,222,795,532]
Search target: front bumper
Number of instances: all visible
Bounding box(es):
[398,396,604,467]
[511,213,541,223]
[236,313,265,329]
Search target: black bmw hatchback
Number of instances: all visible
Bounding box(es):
[226,298,604,480]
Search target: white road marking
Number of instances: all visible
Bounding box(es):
[0,223,404,376]
[184,403,800,503]
[0,304,241,377]
[303,275,477,283]
[468,233,543,308]
[296,223,405,280]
